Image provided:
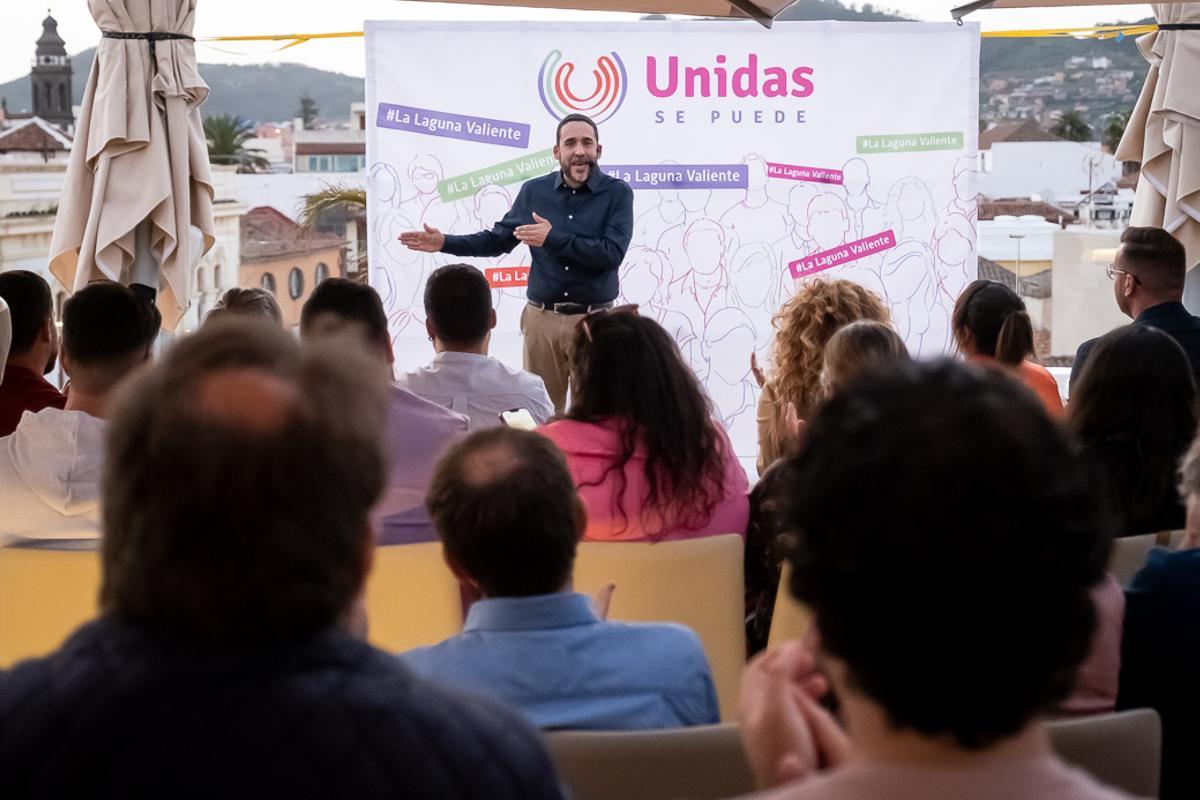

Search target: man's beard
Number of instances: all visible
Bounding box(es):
[565,157,597,179]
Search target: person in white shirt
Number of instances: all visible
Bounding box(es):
[0,282,156,547]
[399,264,554,429]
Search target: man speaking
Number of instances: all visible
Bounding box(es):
[400,114,634,413]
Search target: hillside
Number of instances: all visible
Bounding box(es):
[0,3,1153,132]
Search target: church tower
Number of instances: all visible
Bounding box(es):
[31,13,74,132]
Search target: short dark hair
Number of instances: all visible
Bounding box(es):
[0,270,53,355]
[785,360,1109,748]
[62,282,157,394]
[1069,325,1197,534]
[556,113,598,144]
[427,427,583,597]
[424,264,492,346]
[300,278,390,351]
[207,287,283,326]
[951,279,1034,366]
[1120,226,1188,294]
[100,319,388,643]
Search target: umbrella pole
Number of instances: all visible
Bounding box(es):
[129,219,158,305]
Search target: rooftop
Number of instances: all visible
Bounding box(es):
[240,205,345,262]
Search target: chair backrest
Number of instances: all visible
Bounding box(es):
[1109,532,1176,586]
[1046,708,1162,798]
[546,723,754,800]
[364,542,463,652]
[0,547,102,667]
[767,561,813,651]
[573,534,746,720]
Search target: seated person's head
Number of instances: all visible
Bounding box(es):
[951,279,1034,366]
[423,264,496,352]
[300,278,393,366]
[1113,226,1187,316]
[569,308,728,531]
[769,279,889,411]
[428,427,583,597]
[0,270,56,374]
[100,319,388,643]
[1068,325,1197,532]
[784,360,1108,749]
[206,287,283,327]
[61,282,158,405]
[820,320,909,397]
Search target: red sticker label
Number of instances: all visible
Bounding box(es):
[485,267,530,288]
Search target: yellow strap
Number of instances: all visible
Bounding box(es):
[195,23,1160,50]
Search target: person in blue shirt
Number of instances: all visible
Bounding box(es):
[400,114,634,414]
[401,426,720,731]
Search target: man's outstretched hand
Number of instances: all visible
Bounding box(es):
[515,212,552,248]
[399,224,445,252]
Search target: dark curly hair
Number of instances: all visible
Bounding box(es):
[567,311,729,537]
[785,360,1109,748]
[1068,325,1197,535]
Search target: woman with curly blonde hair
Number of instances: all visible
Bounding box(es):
[753,279,890,474]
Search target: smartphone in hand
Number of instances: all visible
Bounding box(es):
[498,408,537,431]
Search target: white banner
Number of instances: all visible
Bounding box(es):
[366,21,979,461]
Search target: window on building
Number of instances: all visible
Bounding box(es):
[288,267,304,300]
[260,272,277,295]
[315,262,330,285]
[58,83,67,112]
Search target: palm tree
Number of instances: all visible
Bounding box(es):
[1051,111,1094,143]
[203,114,270,173]
[1103,110,1130,154]
[300,184,367,274]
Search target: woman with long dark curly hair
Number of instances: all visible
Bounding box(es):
[538,307,748,541]
[1069,324,1198,536]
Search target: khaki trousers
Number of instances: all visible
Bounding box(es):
[521,304,578,414]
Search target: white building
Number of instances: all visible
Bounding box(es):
[979,140,1122,205]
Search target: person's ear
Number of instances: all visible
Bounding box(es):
[572,495,588,543]
[425,317,436,343]
[59,347,72,379]
[39,316,54,344]
[383,335,396,367]
[595,143,603,160]
[488,309,497,331]
[441,545,481,593]
[553,143,561,162]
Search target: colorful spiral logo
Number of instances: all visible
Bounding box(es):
[538,50,628,124]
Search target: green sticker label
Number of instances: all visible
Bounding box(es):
[856,132,964,154]
[438,148,557,202]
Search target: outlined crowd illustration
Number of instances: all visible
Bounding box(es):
[372,150,977,459]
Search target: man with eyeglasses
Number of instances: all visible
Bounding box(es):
[400,114,634,414]
[1070,226,1200,389]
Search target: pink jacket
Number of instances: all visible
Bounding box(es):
[539,417,749,542]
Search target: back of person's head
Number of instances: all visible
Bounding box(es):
[423,264,493,347]
[428,427,582,597]
[61,282,157,396]
[300,278,390,357]
[0,269,52,358]
[1069,325,1198,532]
[951,279,1034,366]
[770,279,889,412]
[100,318,388,644]
[821,320,909,395]
[785,360,1108,749]
[1119,226,1187,298]
[569,309,728,534]
[206,287,283,327]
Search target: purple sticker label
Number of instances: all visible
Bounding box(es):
[376,103,530,148]
[601,164,748,189]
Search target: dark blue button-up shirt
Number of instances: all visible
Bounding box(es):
[441,168,634,305]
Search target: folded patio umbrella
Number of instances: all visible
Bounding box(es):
[1117,3,1200,270]
[49,0,215,331]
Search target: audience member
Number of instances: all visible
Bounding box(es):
[0,296,10,384]
[1120,430,1200,798]
[539,308,748,541]
[404,426,719,730]
[1068,325,1197,536]
[0,283,156,546]
[952,279,1063,417]
[300,278,468,544]
[753,279,889,474]
[205,286,283,327]
[1072,226,1200,387]
[398,264,553,429]
[0,320,564,799]
[738,361,1128,799]
[820,320,909,396]
[0,270,65,436]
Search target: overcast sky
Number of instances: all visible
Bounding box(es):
[1,0,1154,85]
